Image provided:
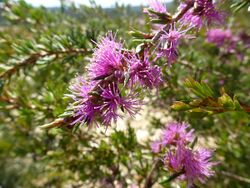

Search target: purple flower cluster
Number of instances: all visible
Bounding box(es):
[142,0,223,64]
[151,122,194,152]
[151,122,216,185]
[128,52,163,88]
[179,0,224,29]
[65,0,225,130]
[143,1,196,64]
[206,28,237,53]
[157,24,193,64]
[166,145,216,185]
[68,33,162,128]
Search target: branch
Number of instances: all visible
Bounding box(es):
[143,159,162,188]
[39,117,73,129]
[172,3,193,22]
[152,2,193,44]
[0,95,21,109]
[241,103,250,113]
[221,171,250,184]
[0,49,92,79]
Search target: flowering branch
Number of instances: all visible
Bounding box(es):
[40,0,227,131]
[37,1,232,185]
[150,2,193,44]
[2,1,249,187]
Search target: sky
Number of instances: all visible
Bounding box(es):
[24,0,172,8]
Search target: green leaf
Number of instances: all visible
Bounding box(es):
[184,78,214,99]
[171,101,191,111]
[129,29,148,39]
[150,19,168,24]
[218,93,235,110]
[231,0,249,12]
[233,96,243,111]
[190,137,198,149]
[189,110,210,118]
[160,171,184,185]
[72,123,81,134]
[147,8,172,21]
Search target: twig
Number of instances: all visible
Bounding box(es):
[152,2,193,44]
[172,3,193,22]
[39,117,73,129]
[0,49,91,79]
[221,170,250,184]
[179,60,194,70]
[0,53,42,79]
[0,95,20,109]
[143,159,162,188]
[240,103,250,113]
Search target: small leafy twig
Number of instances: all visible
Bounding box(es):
[230,0,250,12]
[171,77,250,115]
[0,49,91,79]
[130,2,193,45]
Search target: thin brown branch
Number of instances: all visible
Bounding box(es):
[241,103,250,113]
[0,53,41,79]
[172,2,193,22]
[0,48,91,79]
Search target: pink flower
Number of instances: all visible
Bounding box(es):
[151,140,162,153]
[164,145,217,186]
[99,84,141,126]
[179,1,224,29]
[68,77,99,127]
[152,121,217,185]
[162,122,194,146]
[157,24,193,64]
[206,28,237,52]
[66,32,165,129]
[150,122,194,153]
[88,33,124,81]
[128,51,163,89]
[165,144,186,172]
[184,148,216,185]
